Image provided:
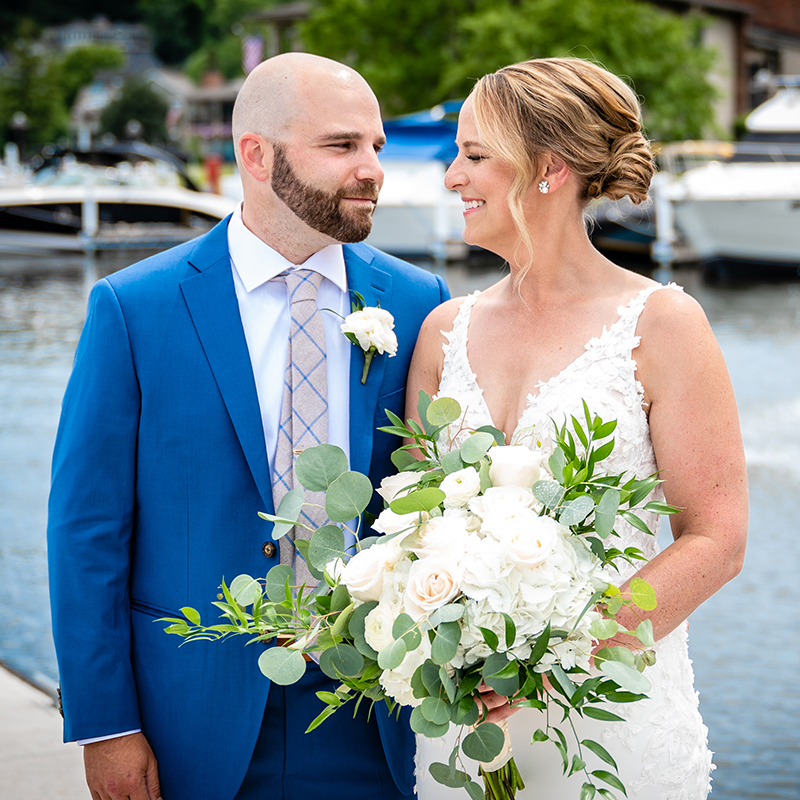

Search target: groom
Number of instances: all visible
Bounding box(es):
[47,53,448,800]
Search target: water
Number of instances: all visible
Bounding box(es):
[1,253,798,798]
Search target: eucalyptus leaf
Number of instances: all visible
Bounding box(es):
[258,646,306,685]
[476,424,505,447]
[410,706,450,738]
[428,762,469,789]
[421,696,451,726]
[549,448,566,482]
[629,578,657,611]
[594,489,620,539]
[599,661,652,694]
[431,621,461,665]
[295,444,349,491]
[589,618,620,640]
[465,781,485,800]
[393,613,422,650]
[636,619,655,647]
[428,603,465,627]
[326,471,373,522]
[461,431,496,464]
[229,575,262,607]
[559,495,595,526]
[427,397,462,427]
[308,524,346,571]
[532,480,563,509]
[271,487,305,540]
[441,450,466,475]
[265,564,295,603]
[461,722,505,761]
[378,637,408,670]
[319,643,364,679]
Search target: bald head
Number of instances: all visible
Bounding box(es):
[232,53,377,160]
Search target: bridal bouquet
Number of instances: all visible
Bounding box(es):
[161,394,677,800]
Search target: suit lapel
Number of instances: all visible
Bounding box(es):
[180,220,274,514]
[345,244,393,478]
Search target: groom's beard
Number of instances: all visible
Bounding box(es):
[271,144,379,243]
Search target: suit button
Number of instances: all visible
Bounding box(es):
[262,541,276,558]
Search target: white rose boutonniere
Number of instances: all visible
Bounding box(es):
[341,292,398,384]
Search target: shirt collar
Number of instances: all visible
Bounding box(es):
[228,203,348,293]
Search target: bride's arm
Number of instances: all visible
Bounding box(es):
[404,298,464,424]
[612,288,748,644]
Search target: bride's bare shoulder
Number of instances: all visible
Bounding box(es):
[638,284,711,339]
[418,295,471,339]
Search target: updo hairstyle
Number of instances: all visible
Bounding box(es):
[470,58,654,259]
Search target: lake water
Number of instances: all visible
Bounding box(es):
[0,251,798,799]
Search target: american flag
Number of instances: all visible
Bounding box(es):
[242,36,264,75]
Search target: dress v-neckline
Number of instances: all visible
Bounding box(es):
[460,285,656,440]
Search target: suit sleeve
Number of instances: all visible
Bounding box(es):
[47,278,143,742]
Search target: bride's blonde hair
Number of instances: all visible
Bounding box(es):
[470,57,654,276]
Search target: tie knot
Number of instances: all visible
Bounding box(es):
[282,269,323,304]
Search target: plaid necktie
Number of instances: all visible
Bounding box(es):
[273,268,329,586]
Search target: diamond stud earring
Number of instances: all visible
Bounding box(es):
[538,180,550,194]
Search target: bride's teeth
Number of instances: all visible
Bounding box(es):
[464,200,484,210]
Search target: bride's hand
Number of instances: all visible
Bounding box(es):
[476,683,520,724]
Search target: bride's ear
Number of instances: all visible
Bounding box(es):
[540,154,571,193]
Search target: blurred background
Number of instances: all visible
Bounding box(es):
[1,2,799,798]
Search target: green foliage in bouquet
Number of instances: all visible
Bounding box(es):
[161,393,679,800]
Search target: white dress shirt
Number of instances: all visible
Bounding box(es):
[79,205,352,745]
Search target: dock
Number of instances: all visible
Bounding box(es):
[0,662,89,799]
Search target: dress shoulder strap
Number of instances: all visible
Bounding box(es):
[440,291,481,380]
[616,282,684,335]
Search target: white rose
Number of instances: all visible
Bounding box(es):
[401,515,478,562]
[488,445,546,489]
[442,507,483,533]
[439,467,481,509]
[364,602,399,652]
[371,507,427,536]
[340,538,406,602]
[376,471,421,504]
[469,486,536,520]
[341,308,398,355]
[495,513,559,568]
[403,558,463,620]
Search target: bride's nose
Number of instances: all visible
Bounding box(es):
[444,157,465,191]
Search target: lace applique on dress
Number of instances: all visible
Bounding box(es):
[417,282,714,800]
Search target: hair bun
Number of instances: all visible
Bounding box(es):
[587,131,654,205]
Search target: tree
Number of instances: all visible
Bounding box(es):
[445,0,717,141]
[99,76,169,143]
[300,0,717,141]
[300,0,481,117]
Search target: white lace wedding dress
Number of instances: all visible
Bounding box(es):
[415,285,714,800]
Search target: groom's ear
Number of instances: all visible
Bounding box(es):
[238,133,274,183]
[541,154,571,192]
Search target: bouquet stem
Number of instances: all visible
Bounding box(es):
[479,757,525,800]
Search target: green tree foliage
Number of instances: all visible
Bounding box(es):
[137,0,211,65]
[301,0,717,141]
[301,0,479,117]
[99,76,169,143]
[0,30,124,150]
[445,0,717,141]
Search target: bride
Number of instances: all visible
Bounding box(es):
[408,58,748,799]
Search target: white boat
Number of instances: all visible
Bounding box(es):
[655,79,800,275]
[0,144,237,255]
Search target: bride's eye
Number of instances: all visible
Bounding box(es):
[467,154,486,162]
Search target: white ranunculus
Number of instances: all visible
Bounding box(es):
[340,538,406,602]
[488,445,546,489]
[363,602,399,652]
[324,557,346,583]
[404,558,463,620]
[495,513,559,568]
[371,507,427,536]
[376,471,421,504]
[341,307,398,355]
[442,507,483,533]
[378,635,431,707]
[439,467,481,509]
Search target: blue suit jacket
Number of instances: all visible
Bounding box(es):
[47,217,449,799]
